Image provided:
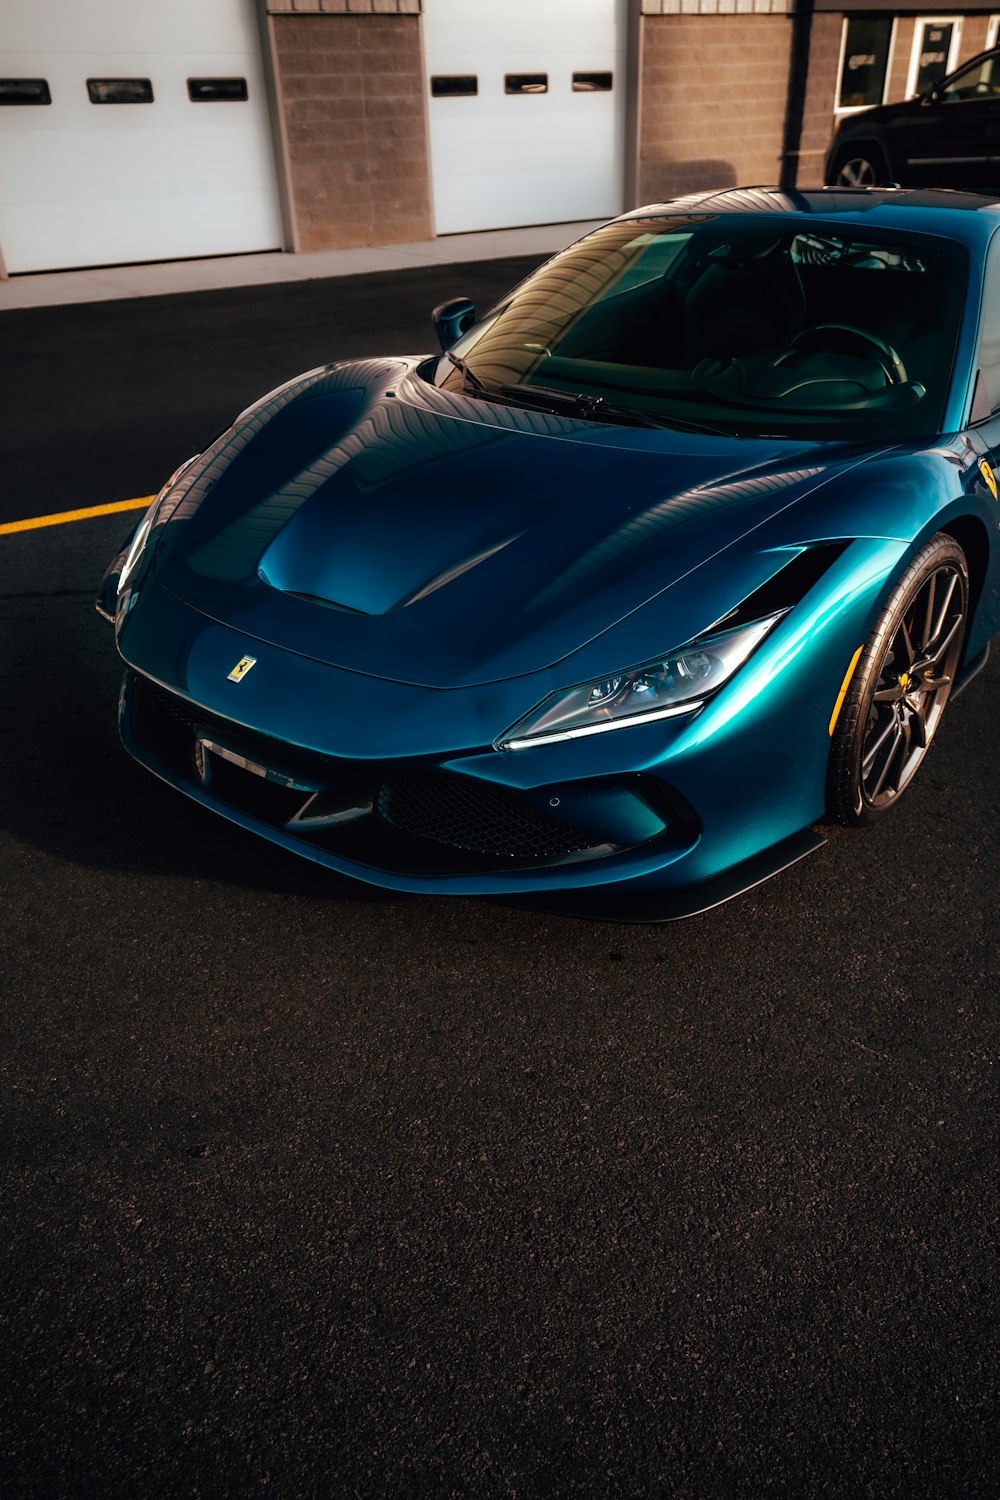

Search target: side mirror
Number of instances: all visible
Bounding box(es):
[432,297,476,350]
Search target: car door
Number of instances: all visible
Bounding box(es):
[897,52,1000,193]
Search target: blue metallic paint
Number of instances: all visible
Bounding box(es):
[102,190,1000,916]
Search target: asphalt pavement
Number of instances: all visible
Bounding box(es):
[2,256,999,1498]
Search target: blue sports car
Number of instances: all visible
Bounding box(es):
[99,187,1000,920]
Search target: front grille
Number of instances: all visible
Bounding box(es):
[376,772,601,862]
[125,671,674,876]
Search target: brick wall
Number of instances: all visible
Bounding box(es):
[637,15,793,204]
[795,13,841,187]
[958,16,994,60]
[271,13,432,252]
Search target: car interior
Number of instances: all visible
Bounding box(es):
[449,218,969,439]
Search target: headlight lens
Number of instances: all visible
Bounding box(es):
[497,613,784,751]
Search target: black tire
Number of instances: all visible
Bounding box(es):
[828,144,891,188]
[827,534,968,825]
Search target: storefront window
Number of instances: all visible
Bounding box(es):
[837,19,894,110]
[907,20,959,98]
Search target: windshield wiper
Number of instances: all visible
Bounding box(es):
[499,381,613,419]
[448,362,735,436]
[444,349,490,394]
[501,383,733,435]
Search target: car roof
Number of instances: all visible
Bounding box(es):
[619,186,1000,254]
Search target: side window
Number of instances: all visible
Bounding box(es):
[975,239,1000,417]
[940,54,1000,101]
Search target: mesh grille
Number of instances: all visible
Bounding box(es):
[127,674,637,873]
[376,772,600,862]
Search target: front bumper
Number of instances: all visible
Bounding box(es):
[109,565,870,915]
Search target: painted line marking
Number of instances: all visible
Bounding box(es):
[0,495,154,537]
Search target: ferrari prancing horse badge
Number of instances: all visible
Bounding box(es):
[227,656,257,683]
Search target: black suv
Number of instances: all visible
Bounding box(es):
[825,46,1000,192]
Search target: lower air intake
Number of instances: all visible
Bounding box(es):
[376,772,601,862]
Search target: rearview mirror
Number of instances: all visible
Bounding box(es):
[432,297,476,349]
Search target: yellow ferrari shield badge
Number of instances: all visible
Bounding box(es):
[980,457,998,500]
[227,655,257,683]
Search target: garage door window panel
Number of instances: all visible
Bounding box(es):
[87,78,154,105]
[430,76,478,98]
[505,74,548,95]
[0,79,51,105]
[573,72,612,92]
[187,78,248,102]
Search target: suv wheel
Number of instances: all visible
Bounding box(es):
[829,145,890,188]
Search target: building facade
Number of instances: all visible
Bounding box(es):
[2,0,1000,275]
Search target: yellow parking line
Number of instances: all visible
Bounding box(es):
[0,495,154,537]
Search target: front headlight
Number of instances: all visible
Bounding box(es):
[497,613,784,751]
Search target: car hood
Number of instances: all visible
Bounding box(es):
[154,359,865,689]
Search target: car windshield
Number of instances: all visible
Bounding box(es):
[433,213,968,440]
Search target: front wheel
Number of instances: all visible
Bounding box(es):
[827,535,968,825]
[829,146,890,188]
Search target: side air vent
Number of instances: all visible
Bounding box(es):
[721,541,851,629]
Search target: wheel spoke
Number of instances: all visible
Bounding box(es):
[868,720,905,799]
[912,610,962,676]
[927,572,958,650]
[898,617,915,668]
[921,572,937,652]
[862,710,899,772]
[909,705,928,751]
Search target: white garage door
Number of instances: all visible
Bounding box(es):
[0,0,282,274]
[423,0,625,235]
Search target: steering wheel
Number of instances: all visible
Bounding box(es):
[780,323,907,384]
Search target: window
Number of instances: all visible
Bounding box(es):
[87,78,154,105]
[572,72,613,93]
[940,52,1000,101]
[187,78,248,103]
[430,75,477,98]
[906,20,960,98]
[0,78,51,105]
[975,237,1000,417]
[988,16,1000,49]
[435,215,966,443]
[505,74,547,95]
[837,19,894,111]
